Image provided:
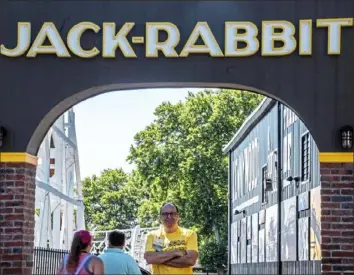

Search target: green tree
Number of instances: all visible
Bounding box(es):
[198,236,228,273]
[127,89,263,242]
[82,168,145,230]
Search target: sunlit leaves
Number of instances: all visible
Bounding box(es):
[82,168,145,230]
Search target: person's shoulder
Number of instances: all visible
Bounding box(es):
[178,227,197,237]
[146,228,161,238]
[96,253,104,259]
[91,254,103,264]
[127,254,138,263]
[122,253,139,264]
[90,254,101,260]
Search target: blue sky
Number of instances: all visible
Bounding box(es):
[74,88,202,179]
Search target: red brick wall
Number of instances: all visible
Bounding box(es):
[320,162,354,275]
[0,162,36,275]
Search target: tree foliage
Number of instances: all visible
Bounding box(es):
[198,236,228,271]
[82,168,144,230]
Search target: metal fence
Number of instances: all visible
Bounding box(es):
[33,247,68,275]
[32,247,153,275]
[32,247,210,275]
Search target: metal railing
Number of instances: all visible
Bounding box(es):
[32,246,216,275]
[33,247,68,275]
[32,246,153,275]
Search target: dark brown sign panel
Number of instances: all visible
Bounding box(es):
[0,1,353,154]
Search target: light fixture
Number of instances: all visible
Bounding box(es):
[0,126,6,148]
[233,209,246,219]
[286,176,300,182]
[340,125,353,150]
[286,176,301,187]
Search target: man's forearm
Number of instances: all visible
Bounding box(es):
[164,255,195,268]
[144,251,177,264]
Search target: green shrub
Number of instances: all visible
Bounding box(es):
[198,237,227,271]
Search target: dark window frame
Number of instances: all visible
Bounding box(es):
[261,164,268,203]
[301,131,311,182]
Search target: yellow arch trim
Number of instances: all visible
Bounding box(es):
[0,152,352,166]
[319,152,354,163]
[0,152,38,166]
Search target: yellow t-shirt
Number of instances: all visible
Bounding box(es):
[145,226,198,275]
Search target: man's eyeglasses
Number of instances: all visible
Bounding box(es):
[161,212,178,218]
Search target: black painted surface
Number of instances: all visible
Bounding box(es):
[0,0,353,154]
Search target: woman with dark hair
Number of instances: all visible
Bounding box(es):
[56,230,104,275]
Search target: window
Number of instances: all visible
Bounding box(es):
[267,150,278,191]
[262,165,267,203]
[283,133,292,181]
[233,159,238,200]
[301,133,310,181]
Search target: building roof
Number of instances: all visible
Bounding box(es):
[222,97,277,153]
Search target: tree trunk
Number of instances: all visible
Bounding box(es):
[205,181,220,243]
[213,223,220,243]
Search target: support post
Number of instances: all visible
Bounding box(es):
[0,154,37,275]
[319,153,354,275]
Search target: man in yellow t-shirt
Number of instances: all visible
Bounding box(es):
[144,202,198,275]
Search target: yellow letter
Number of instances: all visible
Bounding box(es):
[27,22,70,57]
[146,22,180,58]
[0,22,31,57]
[225,22,259,57]
[67,22,100,58]
[102,22,136,58]
[316,18,353,55]
[180,22,223,57]
[299,19,312,55]
[261,21,296,56]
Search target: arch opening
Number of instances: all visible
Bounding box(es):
[30,85,323,270]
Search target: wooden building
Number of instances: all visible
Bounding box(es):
[223,98,321,274]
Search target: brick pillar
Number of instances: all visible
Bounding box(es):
[0,161,36,275]
[320,161,354,275]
